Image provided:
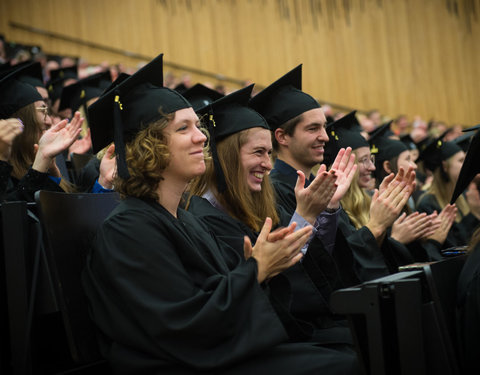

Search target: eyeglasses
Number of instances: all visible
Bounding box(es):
[36,105,52,122]
[358,154,375,167]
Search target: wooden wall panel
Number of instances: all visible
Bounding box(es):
[1,0,479,126]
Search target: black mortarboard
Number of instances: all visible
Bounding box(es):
[58,71,112,112]
[174,83,188,95]
[0,65,42,119]
[369,120,407,162]
[0,61,44,88]
[451,128,480,203]
[454,132,474,152]
[368,121,394,140]
[400,134,417,151]
[462,124,480,133]
[323,111,369,166]
[415,136,430,152]
[248,65,320,130]
[197,85,269,193]
[182,83,224,112]
[46,65,78,102]
[88,53,191,178]
[49,65,78,82]
[417,136,462,172]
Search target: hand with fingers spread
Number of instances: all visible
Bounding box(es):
[0,118,24,161]
[466,182,480,220]
[243,217,312,283]
[98,144,116,189]
[33,112,84,173]
[327,147,357,209]
[427,204,457,244]
[366,173,413,242]
[294,166,338,225]
[391,211,434,244]
[68,127,92,157]
[379,166,416,196]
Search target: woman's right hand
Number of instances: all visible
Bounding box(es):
[0,118,24,161]
[391,212,433,244]
[367,168,415,241]
[426,204,457,244]
[244,218,312,283]
[33,112,83,173]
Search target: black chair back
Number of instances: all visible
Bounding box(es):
[35,191,119,367]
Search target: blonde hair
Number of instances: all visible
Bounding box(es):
[188,128,279,232]
[341,166,372,229]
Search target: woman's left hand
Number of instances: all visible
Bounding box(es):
[33,112,83,173]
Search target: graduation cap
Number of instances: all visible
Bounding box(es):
[323,111,369,165]
[369,120,407,163]
[248,65,320,130]
[0,64,42,119]
[46,65,78,102]
[174,83,188,95]
[197,84,269,193]
[454,132,474,152]
[462,124,480,133]
[415,136,430,152]
[88,53,191,179]
[49,65,78,82]
[416,136,463,172]
[182,84,224,112]
[368,121,394,140]
[400,134,417,151]
[451,128,480,203]
[0,61,44,88]
[58,71,112,112]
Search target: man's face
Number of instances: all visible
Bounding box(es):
[285,108,328,169]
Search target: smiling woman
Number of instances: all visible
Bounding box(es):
[83,54,358,374]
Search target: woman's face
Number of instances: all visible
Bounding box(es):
[163,107,207,183]
[240,128,273,192]
[34,100,53,136]
[355,146,376,189]
[396,150,417,173]
[445,150,465,183]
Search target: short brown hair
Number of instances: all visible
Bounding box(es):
[114,114,173,201]
[272,113,304,151]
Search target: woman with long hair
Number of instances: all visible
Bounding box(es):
[83,54,358,374]
[187,85,361,343]
[369,124,456,261]
[0,64,84,201]
[325,112,416,281]
[416,137,480,249]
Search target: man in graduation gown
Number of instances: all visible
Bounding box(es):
[249,66,386,286]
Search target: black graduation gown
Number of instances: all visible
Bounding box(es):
[187,196,350,343]
[2,162,64,202]
[337,210,415,280]
[0,160,12,202]
[456,245,480,374]
[416,193,480,249]
[83,197,358,374]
